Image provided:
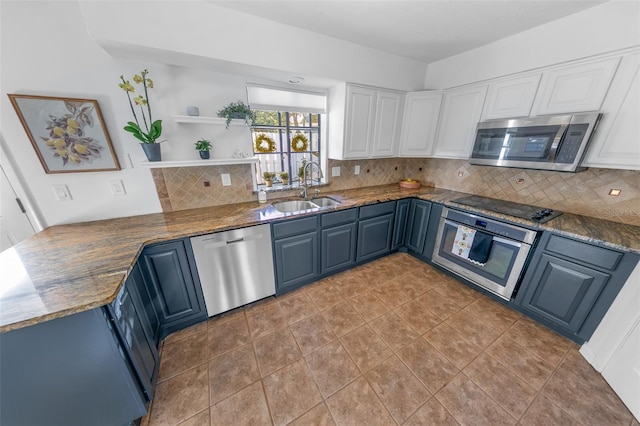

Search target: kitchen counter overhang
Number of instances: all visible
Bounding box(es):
[1,184,638,333]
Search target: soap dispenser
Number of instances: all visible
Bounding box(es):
[258,189,267,204]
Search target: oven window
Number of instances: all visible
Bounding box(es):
[439,221,521,288]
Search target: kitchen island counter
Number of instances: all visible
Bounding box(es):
[1,184,638,332]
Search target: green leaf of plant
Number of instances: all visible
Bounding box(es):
[147,120,162,140]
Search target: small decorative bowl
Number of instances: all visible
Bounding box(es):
[399,179,421,189]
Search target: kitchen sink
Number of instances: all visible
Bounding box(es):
[272,200,319,213]
[310,197,341,208]
[271,197,341,213]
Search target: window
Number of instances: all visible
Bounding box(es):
[251,111,322,188]
[247,84,326,189]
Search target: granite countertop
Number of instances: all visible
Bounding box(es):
[1,184,638,333]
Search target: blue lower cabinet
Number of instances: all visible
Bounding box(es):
[356,213,394,262]
[321,222,357,274]
[405,199,432,253]
[0,309,149,425]
[517,253,609,334]
[108,275,159,402]
[392,199,410,250]
[138,239,207,339]
[128,263,161,347]
[515,232,639,343]
[274,231,319,294]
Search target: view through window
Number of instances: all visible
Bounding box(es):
[251,110,322,189]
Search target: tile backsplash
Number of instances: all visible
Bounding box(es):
[151,158,639,226]
[406,159,640,226]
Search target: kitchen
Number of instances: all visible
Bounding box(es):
[1,1,639,425]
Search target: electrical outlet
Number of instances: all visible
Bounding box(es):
[221,173,231,186]
[331,166,341,177]
[52,184,72,201]
[109,179,126,196]
[354,165,360,175]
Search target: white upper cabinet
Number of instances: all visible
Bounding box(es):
[583,51,640,170]
[343,85,376,159]
[482,74,541,120]
[329,84,404,160]
[371,90,404,157]
[397,92,443,157]
[532,57,621,115]
[433,85,488,159]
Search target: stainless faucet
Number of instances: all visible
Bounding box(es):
[301,161,323,199]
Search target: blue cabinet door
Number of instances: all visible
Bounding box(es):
[128,263,160,346]
[274,231,319,293]
[356,213,394,262]
[405,199,432,253]
[322,222,357,274]
[138,240,207,339]
[392,199,410,249]
[108,277,159,401]
[517,253,610,335]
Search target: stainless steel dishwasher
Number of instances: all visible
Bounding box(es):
[190,224,275,317]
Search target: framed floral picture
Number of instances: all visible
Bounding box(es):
[8,94,121,173]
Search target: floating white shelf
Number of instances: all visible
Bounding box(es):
[140,157,259,168]
[172,115,247,126]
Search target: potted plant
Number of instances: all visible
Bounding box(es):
[263,171,276,187]
[298,158,308,182]
[118,69,163,161]
[279,171,289,185]
[195,139,212,159]
[217,101,255,128]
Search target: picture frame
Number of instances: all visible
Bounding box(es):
[7,94,121,173]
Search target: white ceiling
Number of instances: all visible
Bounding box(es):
[209,0,607,64]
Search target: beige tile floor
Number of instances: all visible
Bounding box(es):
[142,253,637,426]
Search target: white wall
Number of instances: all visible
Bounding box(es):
[1,1,163,226]
[0,1,331,226]
[0,0,432,227]
[79,1,428,92]
[425,1,640,89]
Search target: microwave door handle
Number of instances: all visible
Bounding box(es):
[548,124,569,161]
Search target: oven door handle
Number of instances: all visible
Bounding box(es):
[492,236,523,248]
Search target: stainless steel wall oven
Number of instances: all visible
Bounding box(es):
[431,207,538,300]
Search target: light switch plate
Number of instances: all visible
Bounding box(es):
[109,179,126,196]
[331,166,341,177]
[52,184,72,201]
[221,173,231,186]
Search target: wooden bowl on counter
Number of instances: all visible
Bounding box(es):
[399,179,421,189]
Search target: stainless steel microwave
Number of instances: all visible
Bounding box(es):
[469,112,602,172]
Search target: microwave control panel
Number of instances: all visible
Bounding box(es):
[556,123,588,163]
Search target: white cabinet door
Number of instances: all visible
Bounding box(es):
[482,74,541,120]
[602,317,640,420]
[371,90,403,158]
[583,52,640,170]
[533,57,620,115]
[343,85,376,159]
[397,92,443,157]
[433,85,487,159]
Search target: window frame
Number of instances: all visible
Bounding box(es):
[251,110,323,189]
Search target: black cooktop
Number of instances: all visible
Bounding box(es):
[452,195,563,223]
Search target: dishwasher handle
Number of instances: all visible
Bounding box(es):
[201,232,266,250]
